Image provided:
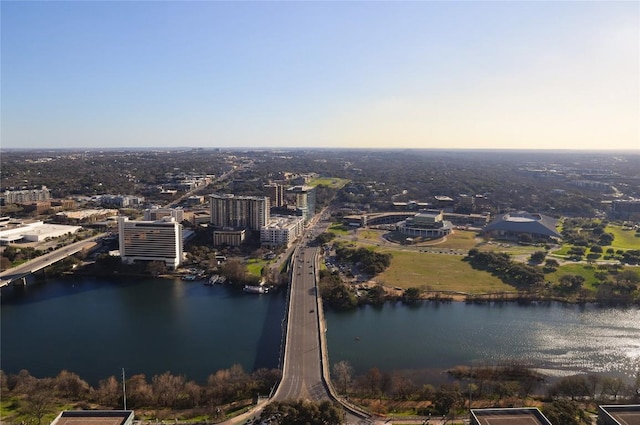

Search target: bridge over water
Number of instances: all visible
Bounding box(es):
[0,236,102,287]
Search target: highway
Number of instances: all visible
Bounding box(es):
[0,234,103,287]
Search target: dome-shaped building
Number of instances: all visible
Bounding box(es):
[482,211,561,242]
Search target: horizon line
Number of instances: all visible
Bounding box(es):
[2,146,639,153]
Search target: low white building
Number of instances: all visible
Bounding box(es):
[0,221,81,244]
[143,207,184,223]
[118,216,183,269]
[260,216,305,248]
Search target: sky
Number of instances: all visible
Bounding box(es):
[1,1,638,151]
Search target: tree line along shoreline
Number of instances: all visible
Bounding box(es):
[2,360,639,425]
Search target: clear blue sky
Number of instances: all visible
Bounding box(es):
[1,1,638,150]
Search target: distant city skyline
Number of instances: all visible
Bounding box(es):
[1,1,638,151]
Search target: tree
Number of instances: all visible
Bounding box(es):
[390,372,417,400]
[261,399,343,425]
[332,360,354,395]
[542,400,589,425]
[367,285,386,305]
[363,367,382,398]
[20,389,52,425]
[433,383,462,417]
[96,375,121,407]
[403,287,422,305]
[616,269,639,285]
[220,259,247,284]
[601,376,628,400]
[53,370,90,400]
[549,375,590,401]
[529,251,546,264]
[127,374,154,408]
[152,371,185,407]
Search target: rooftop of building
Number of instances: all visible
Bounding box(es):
[263,215,305,228]
[599,404,640,425]
[471,408,552,425]
[483,211,561,238]
[210,193,267,200]
[51,410,134,425]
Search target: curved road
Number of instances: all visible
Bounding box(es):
[0,234,104,287]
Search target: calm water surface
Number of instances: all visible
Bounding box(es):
[1,276,287,384]
[324,301,640,380]
[2,277,639,385]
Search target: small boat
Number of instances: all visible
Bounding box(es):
[205,275,219,286]
[243,285,269,294]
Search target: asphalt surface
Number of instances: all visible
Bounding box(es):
[272,245,328,402]
[0,235,104,287]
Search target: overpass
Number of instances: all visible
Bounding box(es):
[0,235,103,287]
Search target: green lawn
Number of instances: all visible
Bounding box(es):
[419,230,480,250]
[307,177,350,189]
[544,263,600,290]
[606,225,640,250]
[328,223,351,236]
[356,228,383,242]
[376,250,513,293]
[246,258,268,277]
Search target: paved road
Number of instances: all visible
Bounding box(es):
[0,234,104,287]
[272,245,328,402]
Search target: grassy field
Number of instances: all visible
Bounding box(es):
[356,228,383,242]
[376,250,513,293]
[307,177,350,189]
[483,243,545,258]
[246,258,268,277]
[606,225,640,250]
[544,263,600,290]
[329,224,639,295]
[328,223,352,236]
[419,230,480,250]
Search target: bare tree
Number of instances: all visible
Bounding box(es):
[20,389,52,425]
[152,372,186,407]
[127,374,154,408]
[332,361,354,395]
[96,376,120,407]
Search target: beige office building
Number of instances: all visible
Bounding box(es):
[118,216,183,269]
[209,194,270,231]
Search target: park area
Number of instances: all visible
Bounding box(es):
[328,224,640,297]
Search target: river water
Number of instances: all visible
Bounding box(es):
[1,276,639,385]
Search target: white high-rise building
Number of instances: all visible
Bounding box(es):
[118,216,183,269]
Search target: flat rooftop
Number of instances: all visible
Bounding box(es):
[52,410,133,425]
[600,405,640,425]
[471,408,552,425]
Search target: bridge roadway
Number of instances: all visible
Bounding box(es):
[0,235,103,287]
[272,245,328,402]
[225,226,371,424]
